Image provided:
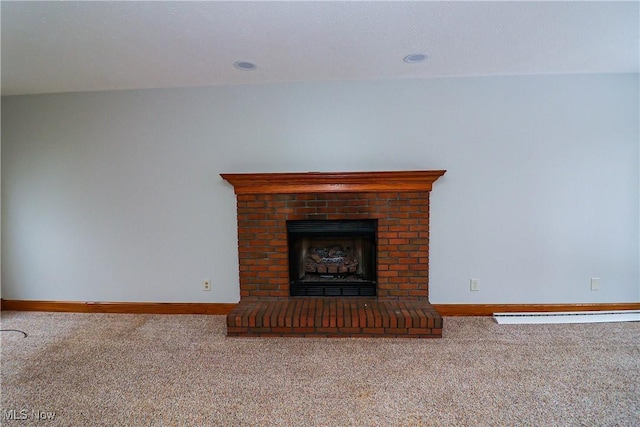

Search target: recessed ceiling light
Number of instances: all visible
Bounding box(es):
[403,53,428,64]
[233,61,257,71]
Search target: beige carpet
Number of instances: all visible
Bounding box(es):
[1,312,639,426]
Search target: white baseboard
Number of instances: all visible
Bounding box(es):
[493,310,640,325]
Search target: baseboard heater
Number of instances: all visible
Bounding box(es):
[493,310,640,325]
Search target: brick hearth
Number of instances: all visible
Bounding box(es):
[222,170,446,338]
[227,298,443,338]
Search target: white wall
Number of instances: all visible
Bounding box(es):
[2,74,638,304]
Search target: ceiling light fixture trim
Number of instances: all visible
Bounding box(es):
[234,61,257,71]
[403,53,428,63]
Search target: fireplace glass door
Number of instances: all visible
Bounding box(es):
[287,220,376,296]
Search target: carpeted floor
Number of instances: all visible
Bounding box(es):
[1,312,639,426]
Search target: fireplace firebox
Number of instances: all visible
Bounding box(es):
[287,220,377,297]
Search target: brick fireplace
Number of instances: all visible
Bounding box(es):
[222,170,445,338]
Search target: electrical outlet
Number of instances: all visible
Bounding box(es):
[590,277,600,291]
[203,280,211,291]
[470,278,480,292]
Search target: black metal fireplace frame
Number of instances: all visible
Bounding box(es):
[287,219,377,297]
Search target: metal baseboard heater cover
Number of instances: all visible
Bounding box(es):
[493,310,640,325]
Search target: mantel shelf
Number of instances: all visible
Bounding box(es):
[221,170,446,195]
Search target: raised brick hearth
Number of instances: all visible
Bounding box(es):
[222,170,445,338]
[227,298,443,338]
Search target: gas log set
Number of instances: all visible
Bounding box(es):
[304,246,359,276]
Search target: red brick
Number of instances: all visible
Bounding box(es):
[389,238,410,245]
[361,327,385,334]
[237,195,257,202]
[269,290,289,298]
[316,207,338,214]
[408,290,429,298]
[306,214,329,220]
[316,327,339,334]
[378,231,399,239]
[398,232,418,238]
[389,290,409,298]
[385,328,408,334]
[292,327,315,334]
[296,194,317,200]
[378,270,399,277]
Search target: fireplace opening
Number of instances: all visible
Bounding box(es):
[287,219,377,297]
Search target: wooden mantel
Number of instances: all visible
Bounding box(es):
[220,170,446,194]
